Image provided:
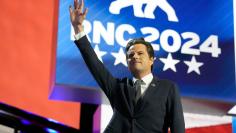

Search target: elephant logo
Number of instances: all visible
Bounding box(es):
[109,0,179,22]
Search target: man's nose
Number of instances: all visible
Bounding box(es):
[132,53,139,59]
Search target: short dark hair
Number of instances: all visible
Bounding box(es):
[125,37,155,70]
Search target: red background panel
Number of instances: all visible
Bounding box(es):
[0,0,80,129]
[186,124,232,133]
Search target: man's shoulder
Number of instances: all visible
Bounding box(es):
[155,77,175,84]
[154,77,178,89]
[155,77,181,97]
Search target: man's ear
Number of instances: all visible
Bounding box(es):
[153,57,156,61]
[150,57,155,65]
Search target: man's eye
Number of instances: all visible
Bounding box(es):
[128,53,134,58]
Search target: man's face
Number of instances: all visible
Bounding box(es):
[126,43,154,75]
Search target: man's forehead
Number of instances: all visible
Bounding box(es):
[127,44,147,55]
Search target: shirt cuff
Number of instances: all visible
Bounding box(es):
[74,31,86,40]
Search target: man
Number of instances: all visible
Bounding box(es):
[69,0,185,132]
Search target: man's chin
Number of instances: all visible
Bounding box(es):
[130,68,142,73]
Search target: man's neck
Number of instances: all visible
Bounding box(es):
[133,71,152,79]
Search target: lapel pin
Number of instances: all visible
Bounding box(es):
[151,83,156,87]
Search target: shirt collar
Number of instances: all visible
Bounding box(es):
[132,73,153,85]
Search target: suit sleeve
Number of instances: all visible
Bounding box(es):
[167,83,185,133]
[74,36,118,101]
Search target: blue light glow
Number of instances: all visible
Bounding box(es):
[45,128,59,133]
[21,119,31,125]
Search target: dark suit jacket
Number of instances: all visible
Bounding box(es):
[75,36,185,133]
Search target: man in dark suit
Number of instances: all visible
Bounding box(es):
[69,0,185,132]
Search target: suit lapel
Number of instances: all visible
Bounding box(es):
[127,79,135,111]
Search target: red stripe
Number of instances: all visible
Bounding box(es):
[186,123,232,133]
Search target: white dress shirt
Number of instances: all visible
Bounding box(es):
[74,31,86,40]
[132,73,154,95]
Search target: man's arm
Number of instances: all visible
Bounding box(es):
[167,83,185,133]
[74,36,118,100]
[69,0,118,100]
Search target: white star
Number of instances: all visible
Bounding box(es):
[184,56,204,75]
[159,53,180,72]
[111,47,127,67]
[94,44,107,63]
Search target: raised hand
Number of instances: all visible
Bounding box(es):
[69,0,88,34]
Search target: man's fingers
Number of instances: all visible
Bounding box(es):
[78,0,84,12]
[83,8,88,18]
[74,0,76,9]
[74,0,78,9]
[69,5,73,15]
[70,0,87,22]
[81,0,84,10]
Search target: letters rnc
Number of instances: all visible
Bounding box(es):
[109,0,179,22]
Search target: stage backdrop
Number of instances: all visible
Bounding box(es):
[0,0,80,129]
[54,0,236,103]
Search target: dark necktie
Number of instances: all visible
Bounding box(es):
[135,80,142,103]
